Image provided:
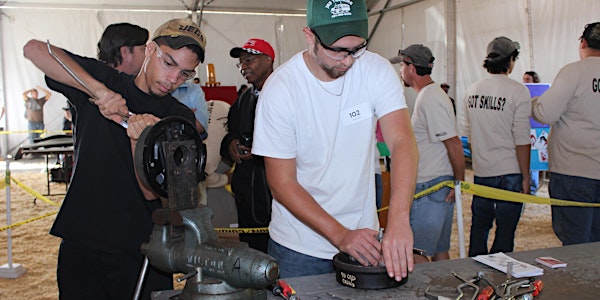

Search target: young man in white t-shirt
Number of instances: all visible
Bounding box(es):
[252,0,418,281]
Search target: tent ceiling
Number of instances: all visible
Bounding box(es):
[3,0,383,14]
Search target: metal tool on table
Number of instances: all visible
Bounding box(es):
[476,270,543,300]
[46,39,131,128]
[424,271,479,300]
[452,271,480,300]
[132,117,279,300]
[425,268,544,300]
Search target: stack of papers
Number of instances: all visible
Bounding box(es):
[473,252,544,278]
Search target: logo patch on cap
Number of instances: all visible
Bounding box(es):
[327,1,352,18]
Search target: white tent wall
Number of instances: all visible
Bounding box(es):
[1,0,600,155]
[368,0,449,113]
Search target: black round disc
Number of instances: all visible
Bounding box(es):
[134,116,206,197]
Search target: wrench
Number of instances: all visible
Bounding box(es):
[46,39,130,128]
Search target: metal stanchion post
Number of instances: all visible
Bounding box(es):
[0,157,27,278]
[454,180,466,258]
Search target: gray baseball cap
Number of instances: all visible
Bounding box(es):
[389,44,434,68]
[486,36,520,62]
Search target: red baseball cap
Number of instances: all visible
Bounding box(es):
[230,38,275,60]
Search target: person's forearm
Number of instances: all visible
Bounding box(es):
[379,109,418,227]
[23,39,104,100]
[386,139,418,228]
[516,144,531,181]
[444,136,466,181]
[22,90,31,100]
[37,86,52,99]
[265,157,347,247]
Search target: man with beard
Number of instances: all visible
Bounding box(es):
[220,38,275,253]
[252,0,418,280]
[390,44,464,264]
[23,18,204,299]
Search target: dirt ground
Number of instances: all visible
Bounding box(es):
[0,158,561,299]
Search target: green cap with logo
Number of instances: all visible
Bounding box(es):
[307,0,368,45]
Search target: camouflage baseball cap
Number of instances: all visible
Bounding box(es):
[153,18,207,62]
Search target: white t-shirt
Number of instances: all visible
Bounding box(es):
[412,84,457,183]
[252,51,407,259]
[460,74,531,177]
[532,57,600,180]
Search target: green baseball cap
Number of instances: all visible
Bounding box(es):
[307,0,368,45]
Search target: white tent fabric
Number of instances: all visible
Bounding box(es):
[1,0,599,155]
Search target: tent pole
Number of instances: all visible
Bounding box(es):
[0,160,27,278]
[446,0,457,101]
[0,8,8,159]
[526,0,535,70]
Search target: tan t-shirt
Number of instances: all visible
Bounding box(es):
[532,57,600,180]
[412,84,457,183]
[460,74,531,177]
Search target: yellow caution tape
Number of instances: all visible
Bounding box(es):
[214,227,269,234]
[4,174,598,235]
[378,180,600,213]
[0,211,58,232]
[454,180,600,207]
[0,129,72,135]
[10,177,61,207]
[413,180,452,200]
[0,129,46,135]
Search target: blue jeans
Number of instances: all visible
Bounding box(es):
[549,173,600,245]
[469,174,523,257]
[530,171,539,195]
[28,121,44,144]
[268,239,334,278]
[410,175,454,256]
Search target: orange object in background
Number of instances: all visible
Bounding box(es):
[205,63,221,86]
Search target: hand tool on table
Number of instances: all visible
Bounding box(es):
[46,39,131,128]
[273,279,299,300]
[424,271,480,300]
[477,271,543,300]
[476,285,495,300]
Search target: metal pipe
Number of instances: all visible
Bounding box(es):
[132,256,149,300]
[46,40,129,128]
[46,40,99,100]
[455,180,466,258]
[368,0,425,17]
